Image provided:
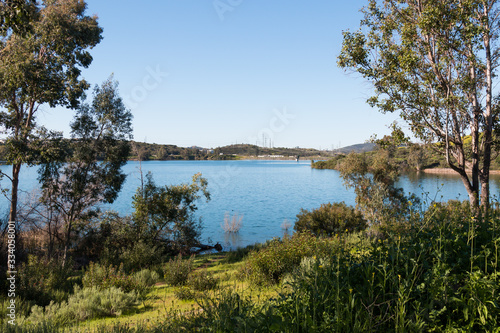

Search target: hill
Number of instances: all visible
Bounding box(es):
[333,143,377,154]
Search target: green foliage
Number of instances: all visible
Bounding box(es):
[242,233,335,285]
[140,200,500,332]
[311,154,345,169]
[338,0,499,207]
[0,297,33,325]
[132,172,209,251]
[28,285,137,326]
[164,255,194,286]
[0,0,37,36]
[337,151,419,226]
[82,262,136,293]
[17,255,73,305]
[174,286,196,301]
[118,240,161,273]
[294,202,367,236]
[187,270,219,291]
[37,76,133,264]
[0,0,103,222]
[130,269,160,303]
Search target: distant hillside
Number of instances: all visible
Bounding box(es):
[333,143,377,154]
[128,142,331,161]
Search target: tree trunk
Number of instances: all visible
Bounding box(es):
[62,220,73,267]
[9,163,21,223]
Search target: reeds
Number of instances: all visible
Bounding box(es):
[221,212,243,233]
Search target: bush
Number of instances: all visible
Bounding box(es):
[164,255,194,286]
[17,255,74,305]
[82,262,136,293]
[174,286,196,301]
[242,233,335,285]
[187,270,219,291]
[28,285,138,325]
[132,269,160,301]
[119,240,162,273]
[294,202,367,236]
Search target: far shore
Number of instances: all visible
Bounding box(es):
[422,168,500,175]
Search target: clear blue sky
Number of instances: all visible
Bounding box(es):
[38,0,400,149]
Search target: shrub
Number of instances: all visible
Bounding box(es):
[188,270,219,291]
[28,285,137,325]
[242,233,335,285]
[119,240,162,273]
[17,255,74,305]
[164,255,194,286]
[294,202,367,236]
[132,269,160,301]
[174,286,196,301]
[82,262,136,293]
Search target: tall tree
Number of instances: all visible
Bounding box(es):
[38,76,133,265]
[0,0,37,36]
[338,0,500,209]
[0,0,102,223]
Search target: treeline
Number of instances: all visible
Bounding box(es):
[0,142,330,162]
[128,143,330,161]
[313,142,500,172]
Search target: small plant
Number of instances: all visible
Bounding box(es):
[281,219,292,232]
[294,202,367,236]
[188,270,219,291]
[28,286,138,325]
[174,286,196,301]
[132,269,160,302]
[164,254,194,286]
[17,255,73,305]
[221,212,243,233]
[242,232,335,285]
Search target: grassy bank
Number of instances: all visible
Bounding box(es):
[3,200,500,332]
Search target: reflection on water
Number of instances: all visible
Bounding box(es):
[398,171,500,204]
[223,233,242,251]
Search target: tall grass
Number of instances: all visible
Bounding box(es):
[5,200,500,332]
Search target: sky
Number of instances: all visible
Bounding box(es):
[37,0,401,150]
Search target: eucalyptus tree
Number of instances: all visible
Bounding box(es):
[0,0,37,35]
[0,0,102,223]
[38,77,133,265]
[338,0,500,209]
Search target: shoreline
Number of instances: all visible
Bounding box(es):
[422,168,500,175]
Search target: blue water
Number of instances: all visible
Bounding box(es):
[1,160,499,249]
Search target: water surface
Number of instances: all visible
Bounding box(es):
[1,160,498,249]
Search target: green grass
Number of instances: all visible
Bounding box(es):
[5,202,500,332]
[67,251,278,332]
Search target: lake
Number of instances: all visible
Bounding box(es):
[2,160,499,249]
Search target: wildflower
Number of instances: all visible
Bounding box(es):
[349,288,353,293]
[319,265,324,268]
[398,274,401,281]
[408,201,412,206]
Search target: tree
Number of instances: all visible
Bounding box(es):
[337,151,414,226]
[0,0,102,223]
[0,0,37,36]
[38,77,133,265]
[338,0,500,209]
[132,172,210,252]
